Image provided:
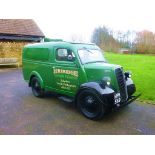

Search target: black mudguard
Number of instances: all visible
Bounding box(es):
[80,82,114,95]
[126,78,136,96]
[76,82,115,107]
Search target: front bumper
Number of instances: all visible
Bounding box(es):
[102,90,141,109]
[113,93,141,109]
[101,82,139,108]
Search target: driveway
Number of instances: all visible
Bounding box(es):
[0,69,155,135]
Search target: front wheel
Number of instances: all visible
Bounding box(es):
[77,89,107,120]
[31,77,44,97]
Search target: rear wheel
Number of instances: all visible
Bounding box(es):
[31,77,44,97]
[77,89,107,120]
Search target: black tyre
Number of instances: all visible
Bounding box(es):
[77,89,107,120]
[31,77,44,97]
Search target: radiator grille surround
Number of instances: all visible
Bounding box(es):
[115,68,128,102]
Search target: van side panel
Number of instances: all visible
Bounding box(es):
[22,47,54,89]
[25,48,49,61]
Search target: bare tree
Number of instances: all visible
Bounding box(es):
[135,30,155,54]
[91,26,120,52]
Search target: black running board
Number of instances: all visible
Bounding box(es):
[58,96,74,103]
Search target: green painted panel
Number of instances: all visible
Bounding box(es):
[25,48,49,61]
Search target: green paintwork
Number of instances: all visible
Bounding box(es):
[22,41,122,97]
[83,62,120,92]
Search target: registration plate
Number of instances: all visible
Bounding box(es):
[114,93,121,104]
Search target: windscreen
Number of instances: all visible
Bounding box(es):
[78,49,106,64]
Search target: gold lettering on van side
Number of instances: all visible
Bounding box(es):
[53,68,78,77]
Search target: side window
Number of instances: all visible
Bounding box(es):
[56,48,75,61]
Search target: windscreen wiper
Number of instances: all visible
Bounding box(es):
[82,47,93,53]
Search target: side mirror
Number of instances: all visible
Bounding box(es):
[67,55,74,61]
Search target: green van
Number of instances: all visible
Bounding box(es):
[22,40,139,120]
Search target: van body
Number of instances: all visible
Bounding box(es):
[22,41,139,120]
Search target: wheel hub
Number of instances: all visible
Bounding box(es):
[86,96,94,104]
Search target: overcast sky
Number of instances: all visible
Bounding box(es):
[1,0,155,42]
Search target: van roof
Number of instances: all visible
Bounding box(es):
[24,41,99,50]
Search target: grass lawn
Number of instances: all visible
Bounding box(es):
[104,52,155,104]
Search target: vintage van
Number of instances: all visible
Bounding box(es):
[22,41,139,120]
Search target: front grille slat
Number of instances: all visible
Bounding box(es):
[115,68,128,102]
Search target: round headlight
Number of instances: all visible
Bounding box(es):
[102,77,111,86]
[125,71,132,79]
[107,81,110,85]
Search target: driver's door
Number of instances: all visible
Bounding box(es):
[53,47,79,96]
